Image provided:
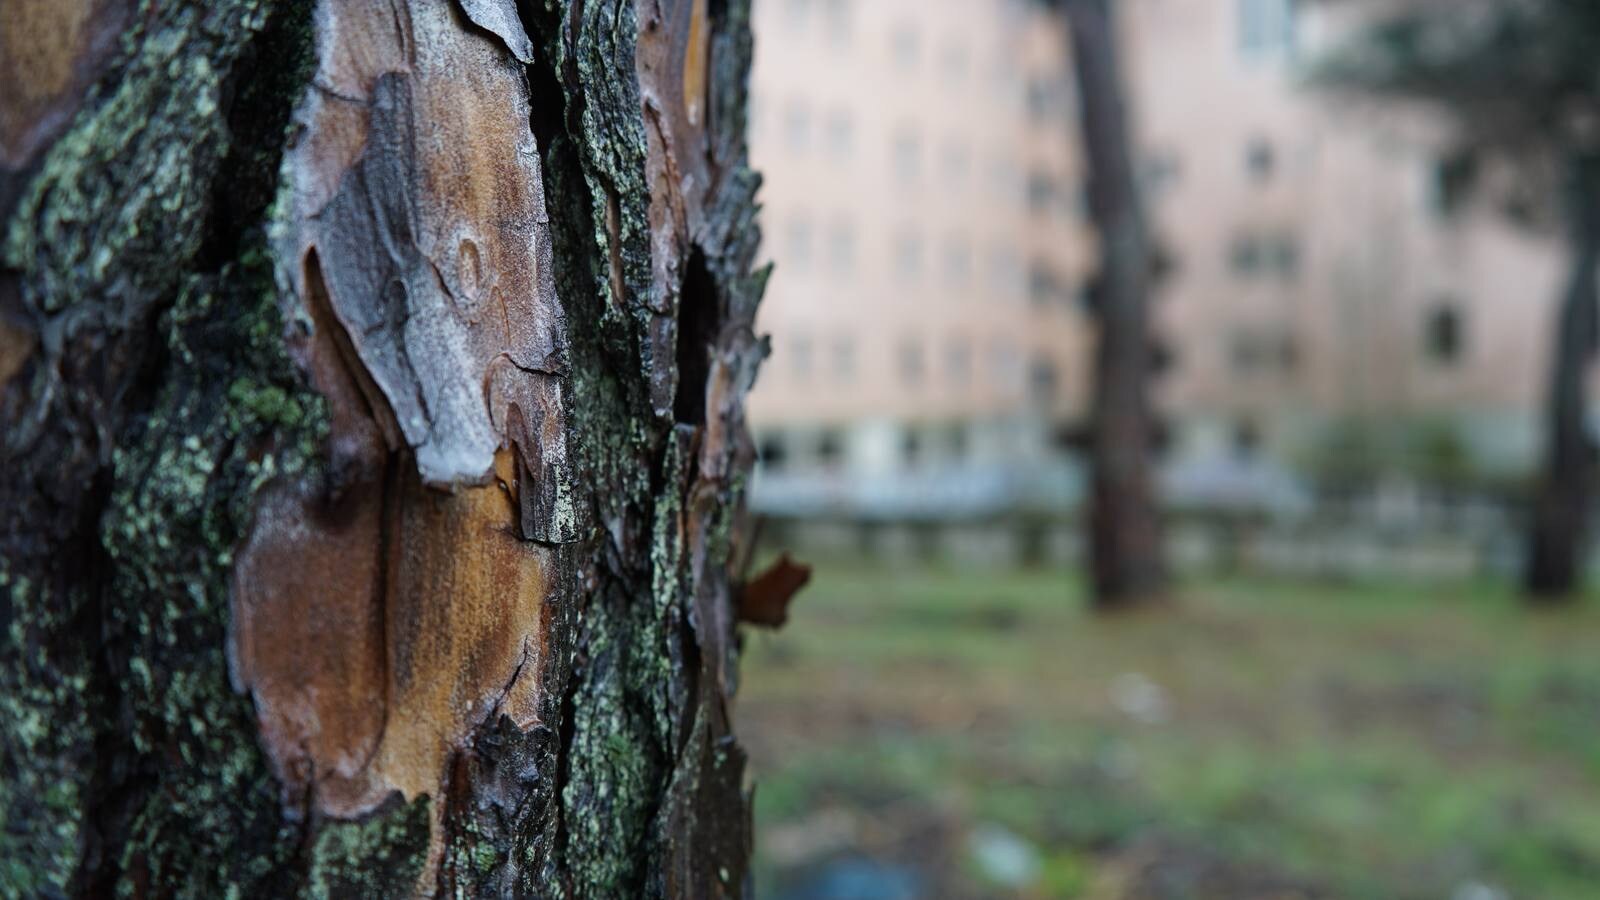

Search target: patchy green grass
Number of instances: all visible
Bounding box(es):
[739,559,1600,899]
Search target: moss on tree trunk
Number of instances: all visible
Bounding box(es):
[0,0,766,895]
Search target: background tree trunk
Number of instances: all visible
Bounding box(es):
[0,0,765,895]
[1061,0,1166,610]
[1525,151,1600,602]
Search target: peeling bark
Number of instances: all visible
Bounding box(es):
[0,0,766,895]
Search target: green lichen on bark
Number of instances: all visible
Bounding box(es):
[0,572,92,895]
[516,0,765,894]
[306,797,432,900]
[0,0,326,893]
[3,0,766,893]
[517,3,685,894]
[100,257,327,896]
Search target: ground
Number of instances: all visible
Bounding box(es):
[737,557,1600,899]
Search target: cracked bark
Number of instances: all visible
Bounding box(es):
[0,0,765,895]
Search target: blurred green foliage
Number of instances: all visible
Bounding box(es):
[741,560,1600,898]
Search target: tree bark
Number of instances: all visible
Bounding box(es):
[1525,151,1600,602]
[0,0,765,895]
[1061,0,1167,609]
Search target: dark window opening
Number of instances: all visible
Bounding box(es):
[945,423,969,461]
[1272,236,1300,278]
[1425,303,1465,364]
[899,339,924,385]
[817,429,845,467]
[1431,152,1478,219]
[1246,138,1275,181]
[1027,172,1056,216]
[1230,236,1262,274]
[1029,264,1065,307]
[1230,333,1263,373]
[1028,358,1059,405]
[901,428,922,465]
[1233,420,1261,456]
[759,434,788,471]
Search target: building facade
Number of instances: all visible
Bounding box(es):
[747,0,1092,519]
[747,0,1565,522]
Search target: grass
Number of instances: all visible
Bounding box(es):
[737,558,1600,899]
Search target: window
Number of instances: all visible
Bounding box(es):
[989,248,1023,300]
[1026,79,1050,123]
[817,429,844,466]
[821,0,852,47]
[891,23,919,68]
[1230,332,1265,373]
[759,433,788,470]
[1232,420,1261,456]
[1025,77,1066,125]
[826,219,855,274]
[785,216,813,269]
[943,236,971,285]
[1271,235,1300,278]
[824,109,854,158]
[944,423,969,461]
[1230,232,1299,278]
[1429,152,1478,219]
[898,339,924,385]
[830,336,855,381]
[1230,235,1263,275]
[939,40,969,81]
[789,334,813,380]
[783,101,810,152]
[1278,334,1299,371]
[1246,137,1275,181]
[892,128,921,180]
[1028,358,1059,405]
[894,231,923,279]
[945,339,971,385]
[900,427,922,465]
[1238,0,1297,58]
[1077,280,1098,316]
[941,140,970,183]
[1424,303,1465,364]
[1029,264,1066,306]
[1144,149,1182,193]
[1229,330,1296,374]
[988,156,1019,205]
[990,339,1020,392]
[1027,172,1057,216]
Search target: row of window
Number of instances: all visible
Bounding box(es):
[1225,303,1468,378]
[758,421,984,473]
[760,102,1077,208]
[770,305,1463,399]
[776,0,1299,71]
[1229,233,1300,279]
[772,333,1063,400]
[775,0,1044,93]
[775,218,1085,308]
[1142,136,1281,200]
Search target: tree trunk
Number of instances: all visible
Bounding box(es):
[1525,151,1600,602]
[1061,0,1166,609]
[0,0,765,895]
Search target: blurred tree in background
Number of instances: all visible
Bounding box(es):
[1323,0,1600,602]
[1056,0,1168,611]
